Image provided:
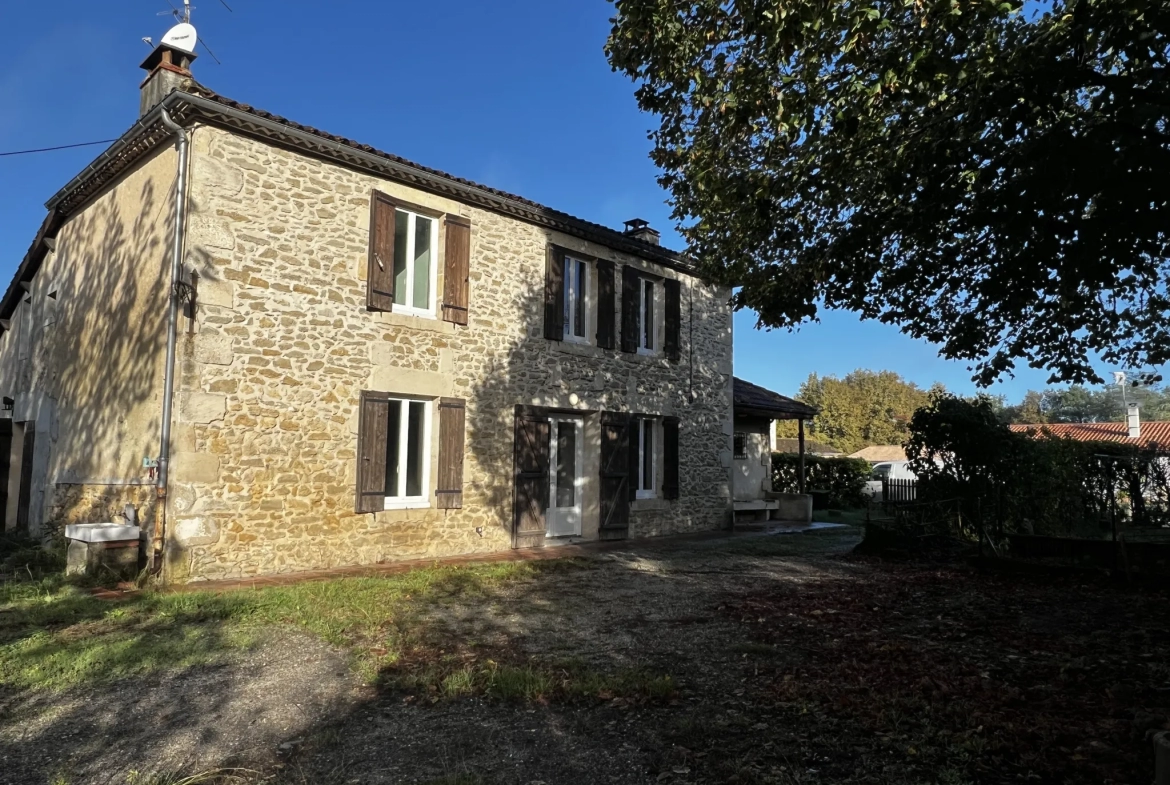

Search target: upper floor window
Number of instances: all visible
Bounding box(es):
[563,255,590,343]
[393,209,438,316]
[638,277,657,354]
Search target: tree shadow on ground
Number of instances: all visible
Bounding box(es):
[0,531,865,785]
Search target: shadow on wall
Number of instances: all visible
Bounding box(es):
[32,149,178,539]
[462,281,551,541]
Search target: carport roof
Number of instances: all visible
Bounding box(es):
[733,377,817,421]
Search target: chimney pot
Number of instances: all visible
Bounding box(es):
[623,218,660,246]
[1127,402,1141,439]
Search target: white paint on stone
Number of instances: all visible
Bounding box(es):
[178,392,226,424]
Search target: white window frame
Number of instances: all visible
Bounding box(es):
[393,208,440,319]
[383,396,433,510]
[637,417,658,499]
[563,255,591,344]
[637,276,660,356]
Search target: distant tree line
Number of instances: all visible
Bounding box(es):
[994,385,1170,424]
[776,371,1170,453]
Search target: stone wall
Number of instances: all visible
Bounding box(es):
[170,124,734,581]
[0,146,175,537]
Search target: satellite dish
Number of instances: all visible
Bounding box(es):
[161,22,198,53]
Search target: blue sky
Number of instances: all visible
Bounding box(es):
[0,0,1093,401]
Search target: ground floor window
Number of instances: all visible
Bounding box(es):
[733,432,747,459]
[637,417,658,499]
[385,398,431,507]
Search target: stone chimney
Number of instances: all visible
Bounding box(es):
[139,43,197,117]
[623,218,660,246]
[1127,402,1141,439]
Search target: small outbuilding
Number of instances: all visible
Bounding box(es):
[732,377,818,523]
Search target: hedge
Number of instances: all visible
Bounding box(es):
[772,453,871,508]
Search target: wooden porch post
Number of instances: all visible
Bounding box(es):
[798,419,806,495]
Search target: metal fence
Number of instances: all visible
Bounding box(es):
[881,477,917,504]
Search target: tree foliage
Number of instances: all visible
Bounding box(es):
[776,370,937,452]
[907,391,1170,536]
[607,0,1170,386]
[998,382,1170,422]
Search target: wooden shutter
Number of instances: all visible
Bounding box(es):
[663,416,680,500]
[600,412,632,540]
[355,391,390,513]
[621,265,640,353]
[596,259,616,350]
[0,419,10,523]
[664,278,681,362]
[367,191,396,312]
[435,398,466,509]
[513,407,550,548]
[442,216,471,325]
[544,245,565,341]
[628,415,641,502]
[15,427,35,531]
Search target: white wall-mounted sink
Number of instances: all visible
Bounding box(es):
[64,523,141,543]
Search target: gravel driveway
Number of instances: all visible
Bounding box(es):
[0,528,862,785]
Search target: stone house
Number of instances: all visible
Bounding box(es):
[0,43,735,581]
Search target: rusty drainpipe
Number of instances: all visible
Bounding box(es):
[152,107,189,573]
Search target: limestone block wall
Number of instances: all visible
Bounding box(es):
[169,124,733,581]
[0,146,175,537]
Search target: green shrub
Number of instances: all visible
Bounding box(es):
[906,392,1170,537]
[772,453,870,508]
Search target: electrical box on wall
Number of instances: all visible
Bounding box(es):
[142,457,159,469]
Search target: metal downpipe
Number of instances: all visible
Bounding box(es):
[153,107,189,572]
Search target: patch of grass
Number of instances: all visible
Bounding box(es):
[0,557,601,695]
[0,532,65,580]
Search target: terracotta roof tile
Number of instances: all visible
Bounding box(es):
[849,445,908,462]
[1008,421,1170,449]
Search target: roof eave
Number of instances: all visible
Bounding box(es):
[171,93,695,273]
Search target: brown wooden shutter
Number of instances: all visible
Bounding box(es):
[355,391,390,513]
[621,265,639,353]
[544,245,565,341]
[513,406,550,548]
[628,414,641,502]
[0,419,10,520]
[663,416,680,500]
[367,191,397,312]
[600,411,632,540]
[596,259,616,350]
[436,397,466,509]
[15,425,33,531]
[664,278,681,362]
[442,216,471,325]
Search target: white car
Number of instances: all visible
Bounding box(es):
[870,460,918,481]
[863,461,918,500]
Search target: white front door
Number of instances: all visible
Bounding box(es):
[546,416,584,538]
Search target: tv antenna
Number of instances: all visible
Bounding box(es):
[153,0,230,64]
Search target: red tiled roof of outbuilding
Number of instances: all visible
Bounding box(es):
[1008,421,1170,449]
